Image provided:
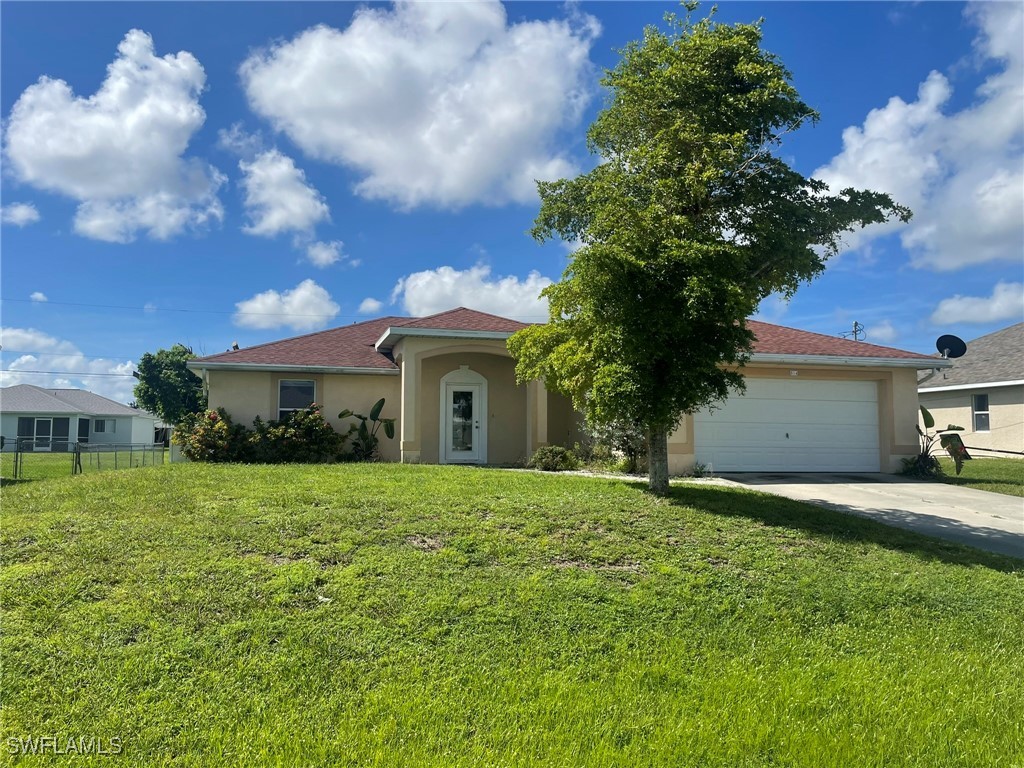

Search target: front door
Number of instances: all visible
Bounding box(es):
[443,384,483,464]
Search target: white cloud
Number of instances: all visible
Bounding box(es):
[814,2,1023,271]
[390,263,551,321]
[233,279,340,331]
[305,240,344,268]
[3,29,224,243]
[239,149,329,237]
[868,320,898,344]
[930,281,1024,325]
[358,297,383,315]
[1,203,41,227]
[29,292,47,303]
[240,2,599,208]
[217,123,264,157]
[73,186,224,244]
[0,327,136,402]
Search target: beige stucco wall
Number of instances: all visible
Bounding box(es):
[666,364,923,475]
[204,355,924,472]
[919,384,1023,455]
[205,368,402,462]
[547,391,583,450]
[204,336,575,467]
[417,352,527,465]
[391,337,573,466]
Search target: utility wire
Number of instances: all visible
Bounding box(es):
[0,369,135,378]
[0,297,552,320]
[1,350,136,363]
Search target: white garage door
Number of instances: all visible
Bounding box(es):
[693,378,880,472]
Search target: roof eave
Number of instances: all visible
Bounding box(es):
[374,326,515,350]
[750,353,952,370]
[187,361,399,375]
[919,378,1024,393]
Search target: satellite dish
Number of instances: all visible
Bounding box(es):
[936,334,967,359]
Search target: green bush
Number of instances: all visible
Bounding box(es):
[172,401,396,465]
[249,406,345,463]
[173,409,250,462]
[527,445,579,472]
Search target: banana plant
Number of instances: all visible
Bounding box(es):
[338,398,396,461]
[912,405,970,476]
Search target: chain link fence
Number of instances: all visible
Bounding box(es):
[0,438,166,482]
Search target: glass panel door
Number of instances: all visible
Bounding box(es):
[443,383,482,463]
[35,418,52,452]
[451,389,474,453]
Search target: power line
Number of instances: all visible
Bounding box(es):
[0,296,552,320]
[0,369,135,378]
[1,296,552,320]
[1,350,135,363]
[2,297,342,319]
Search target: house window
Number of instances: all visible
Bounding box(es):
[94,419,116,434]
[972,394,990,432]
[279,380,315,421]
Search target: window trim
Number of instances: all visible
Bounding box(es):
[971,393,990,433]
[278,379,316,421]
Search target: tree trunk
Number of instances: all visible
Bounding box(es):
[648,426,670,495]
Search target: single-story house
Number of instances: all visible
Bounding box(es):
[0,384,161,451]
[188,307,946,474]
[918,322,1023,456]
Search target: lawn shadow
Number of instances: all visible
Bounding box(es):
[637,482,1022,573]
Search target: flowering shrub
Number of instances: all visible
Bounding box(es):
[172,404,377,464]
[173,409,249,462]
[249,405,346,463]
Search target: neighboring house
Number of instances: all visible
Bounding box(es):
[0,384,161,451]
[189,307,946,474]
[918,323,1024,456]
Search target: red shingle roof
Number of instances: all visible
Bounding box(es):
[748,320,935,360]
[192,309,936,369]
[400,307,530,333]
[195,316,407,369]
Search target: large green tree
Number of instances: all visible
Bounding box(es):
[133,344,207,425]
[509,5,911,495]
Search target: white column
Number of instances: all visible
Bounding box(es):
[400,350,421,463]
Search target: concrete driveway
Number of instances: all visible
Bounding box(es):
[718,473,1024,559]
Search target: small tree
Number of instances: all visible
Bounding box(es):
[509,4,910,494]
[133,344,206,425]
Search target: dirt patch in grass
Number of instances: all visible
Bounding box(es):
[551,557,642,573]
[265,553,309,566]
[406,534,445,552]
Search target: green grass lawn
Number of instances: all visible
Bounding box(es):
[2,464,1022,767]
[937,456,1024,497]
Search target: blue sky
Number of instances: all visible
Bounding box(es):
[2,1,1021,403]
